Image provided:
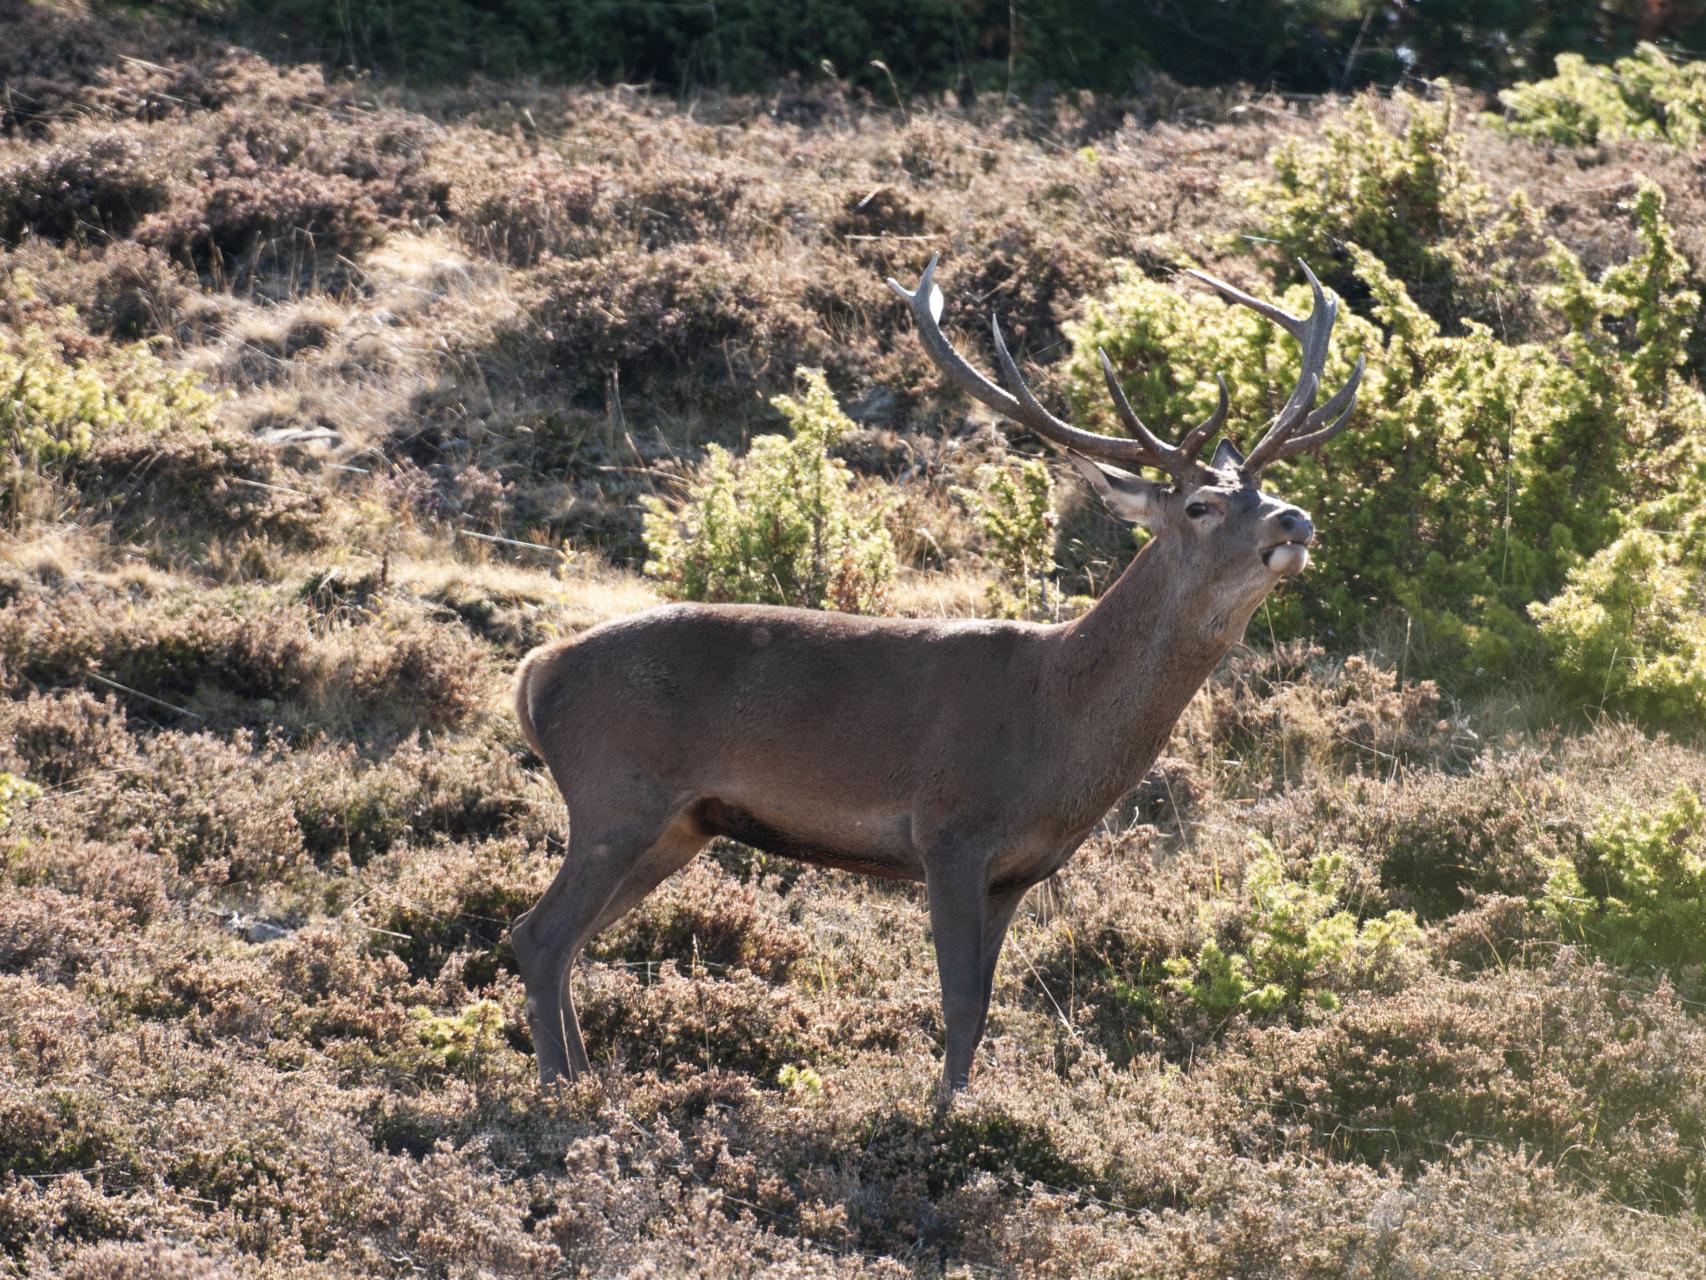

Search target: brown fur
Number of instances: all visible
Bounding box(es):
[511,484,1314,1096]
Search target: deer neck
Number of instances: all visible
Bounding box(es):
[1045,537,1237,803]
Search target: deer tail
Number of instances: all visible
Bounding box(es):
[513,646,551,762]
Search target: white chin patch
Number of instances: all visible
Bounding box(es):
[1264,543,1310,576]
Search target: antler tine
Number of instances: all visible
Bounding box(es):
[1176,373,1229,459]
[1262,352,1365,464]
[1243,262,1342,475]
[887,256,1185,474]
[1096,348,1187,466]
[1184,266,1310,342]
[1186,260,1359,479]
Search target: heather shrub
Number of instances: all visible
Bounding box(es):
[140,168,382,279]
[454,157,605,266]
[81,243,197,342]
[134,107,444,281]
[1499,43,1706,148]
[286,735,545,865]
[529,243,827,402]
[1255,752,1574,919]
[5,837,172,927]
[592,858,808,982]
[1186,642,1463,785]
[0,887,127,980]
[1247,957,1706,1214]
[0,689,133,785]
[368,836,557,983]
[1543,785,1706,981]
[642,368,895,612]
[576,962,818,1078]
[0,130,169,245]
[108,731,309,885]
[0,592,486,735]
[959,457,1060,619]
[76,425,329,545]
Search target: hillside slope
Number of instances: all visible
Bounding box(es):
[4,5,1706,1276]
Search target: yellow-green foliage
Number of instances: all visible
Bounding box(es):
[0,319,218,470]
[410,998,508,1074]
[960,457,1059,620]
[641,368,895,613]
[1166,841,1423,1022]
[1063,184,1703,679]
[1499,44,1706,148]
[0,772,41,830]
[1531,528,1706,727]
[1543,787,1706,976]
[1246,88,1516,318]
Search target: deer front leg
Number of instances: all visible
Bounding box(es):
[925,857,993,1100]
[975,887,1026,1050]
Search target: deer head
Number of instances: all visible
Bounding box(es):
[888,256,1364,638]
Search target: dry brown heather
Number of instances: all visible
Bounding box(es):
[4,3,1706,1276]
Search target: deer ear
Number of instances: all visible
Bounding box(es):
[1067,452,1163,526]
[1211,438,1244,472]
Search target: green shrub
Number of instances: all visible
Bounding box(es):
[410,999,508,1075]
[1498,43,1706,148]
[0,772,40,830]
[1543,786,1706,977]
[642,368,895,613]
[1165,840,1425,1024]
[1062,183,1703,684]
[0,321,219,469]
[960,458,1060,620]
[1531,528,1706,727]
[1244,88,1519,323]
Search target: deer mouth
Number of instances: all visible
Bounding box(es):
[1262,541,1311,575]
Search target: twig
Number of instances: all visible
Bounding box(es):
[85,672,202,719]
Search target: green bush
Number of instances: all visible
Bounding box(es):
[1165,840,1425,1023]
[0,771,40,830]
[1061,183,1704,683]
[0,320,219,470]
[641,368,895,613]
[1246,88,1517,322]
[1531,528,1706,727]
[1498,43,1706,148]
[1542,786,1706,979]
[960,458,1059,620]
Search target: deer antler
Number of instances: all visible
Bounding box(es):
[1184,261,1364,481]
[888,255,1223,485]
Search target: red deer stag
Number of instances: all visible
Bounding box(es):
[512,256,1363,1096]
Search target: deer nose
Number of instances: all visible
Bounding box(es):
[1276,509,1313,543]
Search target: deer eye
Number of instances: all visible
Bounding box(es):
[1185,501,1211,519]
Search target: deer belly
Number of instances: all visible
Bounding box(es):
[693,797,922,881]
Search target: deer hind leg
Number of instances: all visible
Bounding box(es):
[512,807,705,1086]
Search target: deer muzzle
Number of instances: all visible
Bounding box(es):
[1261,508,1313,575]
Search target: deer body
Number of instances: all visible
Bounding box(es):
[513,257,1362,1095]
